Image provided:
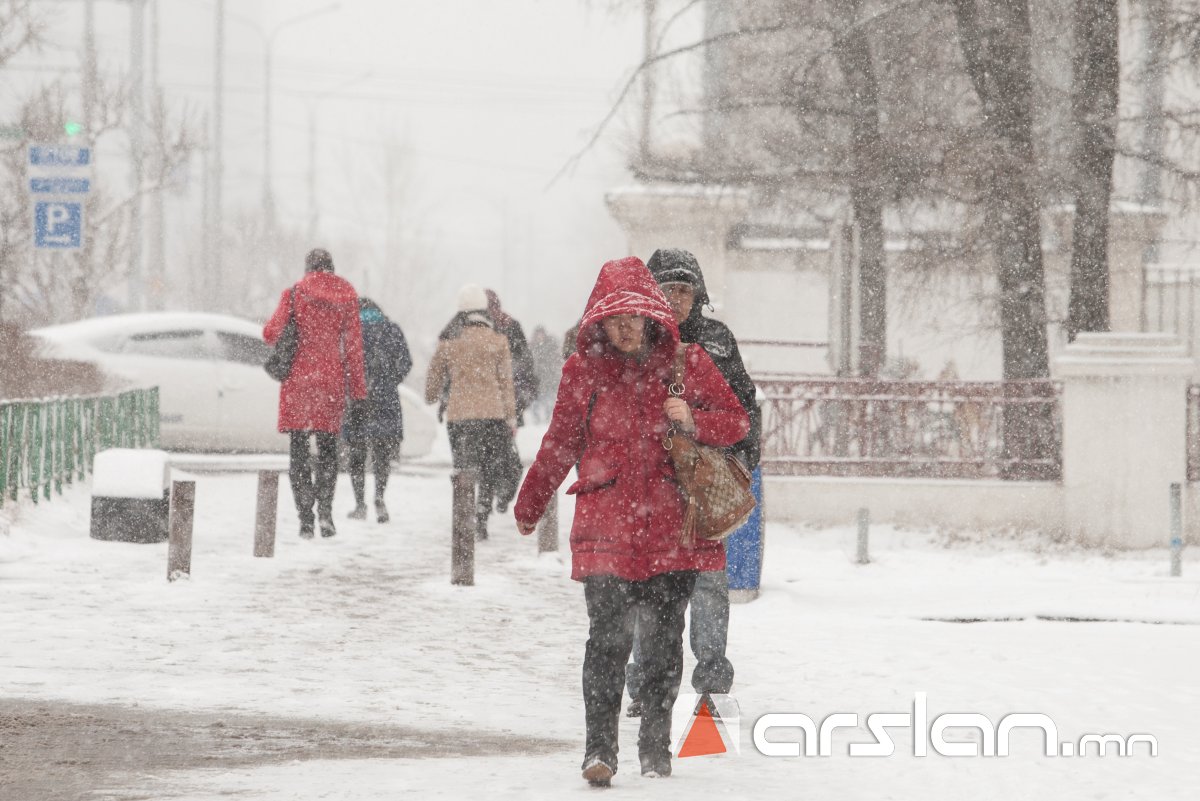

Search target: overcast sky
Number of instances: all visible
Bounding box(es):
[15,0,646,336]
[266,0,646,334]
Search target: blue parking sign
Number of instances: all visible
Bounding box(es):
[34,201,83,249]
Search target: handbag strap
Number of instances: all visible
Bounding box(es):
[669,343,687,398]
[664,344,689,449]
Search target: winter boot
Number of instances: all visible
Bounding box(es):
[625,698,644,718]
[299,519,315,539]
[318,514,337,538]
[348,503,367,520]
[375,498,389,524]
[639,751,671,778]
[581,755,615,787]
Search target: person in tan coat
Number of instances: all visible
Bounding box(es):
[426,283,517,538]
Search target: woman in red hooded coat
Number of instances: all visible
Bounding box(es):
[514,257,749,785]
[264,248,367,539]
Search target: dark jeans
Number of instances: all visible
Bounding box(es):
[347,438,399,505]
[288,431,338,525]
[627,568,735,698]
[583,571,696,771]
[447,419,510,522]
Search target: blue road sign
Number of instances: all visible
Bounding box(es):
[29,145,90,168]
[34,201,83,249]
[30,177,91,194]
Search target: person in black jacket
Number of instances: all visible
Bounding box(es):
[625,248,762,715]
[343,297,413,523]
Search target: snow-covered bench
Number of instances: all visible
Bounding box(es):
[89,448,171,543]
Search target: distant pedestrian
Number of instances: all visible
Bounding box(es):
[528,325,561,423]
[485,289,536,510]
[514,257,749,785]
[264,248,366,540]
[426,284,517,539]
[486,290,538,426]
[343,297,413,524]
[625,248,762,715]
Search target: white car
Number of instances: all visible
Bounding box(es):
[31,312,437,458]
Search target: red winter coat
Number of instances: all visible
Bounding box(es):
[264,272,368,434]
[514,257,750,582]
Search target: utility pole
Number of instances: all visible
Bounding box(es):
[199,111,210,309]
[640,0,655,165]
[307,104,317,240]
[148,0,165,310]
[210,0,225,310]
[83,0,97,134]
[262,4,341,237]
[262,39,276,231]
[129,0,145,312]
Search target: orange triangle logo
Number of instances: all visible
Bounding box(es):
[677,698,728,758]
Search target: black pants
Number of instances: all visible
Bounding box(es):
[288,431,337,524]
[347,438,398,506]
[447,420,510,520]
[582,571,697,770]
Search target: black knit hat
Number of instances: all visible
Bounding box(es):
[646,248,708,306]
[305,248,334,273]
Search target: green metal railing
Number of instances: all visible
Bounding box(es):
[0,388,160,506]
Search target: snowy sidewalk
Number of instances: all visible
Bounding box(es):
[3,468,1200,799]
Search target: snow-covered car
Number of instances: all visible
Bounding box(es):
[31,312,437,458]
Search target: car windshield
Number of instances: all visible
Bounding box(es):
[121,329,213,360]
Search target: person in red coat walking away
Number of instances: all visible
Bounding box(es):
[264,248,367,539]
[514,256,749,785]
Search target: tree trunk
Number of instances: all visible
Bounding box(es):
[1067,0,1119,341]
[836,1,888,378]
[952,0,1054,477]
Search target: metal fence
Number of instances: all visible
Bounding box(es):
[1144,264,1200,355]
[758,378,1062,480]
[0,388,160,506]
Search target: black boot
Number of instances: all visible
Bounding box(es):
[348,503,367,520]
[375,498,389,524]
[318,513,337,538]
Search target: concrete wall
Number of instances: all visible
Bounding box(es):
[764,475,1065,534]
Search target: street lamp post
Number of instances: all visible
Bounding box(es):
[261,3,340,232]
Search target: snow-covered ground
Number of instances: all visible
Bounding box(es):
[3,448,1199,799]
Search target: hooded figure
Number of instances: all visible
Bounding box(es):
[343,297,413,523]
[513,257,749,785]
[485,289,538,425]
[623,247,761,721]
[646,248,761,470]
[264,248,367,539]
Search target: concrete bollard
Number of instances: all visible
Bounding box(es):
[1170,483,1183,577]
[254,470,279,558]
[167,480,196,581]
[537,492,559,553]
[856,507,870,565]
[451,469,476,586]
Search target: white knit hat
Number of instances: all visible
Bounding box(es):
[457,283,488,313]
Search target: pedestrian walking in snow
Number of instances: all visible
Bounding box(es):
[514,257,749,786]
[264,248,367,540]
[426,284,517,540]
[343,297,413,524]
[625,248,762,717]
[485,290,536,510]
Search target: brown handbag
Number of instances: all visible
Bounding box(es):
[663,344,757,548]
